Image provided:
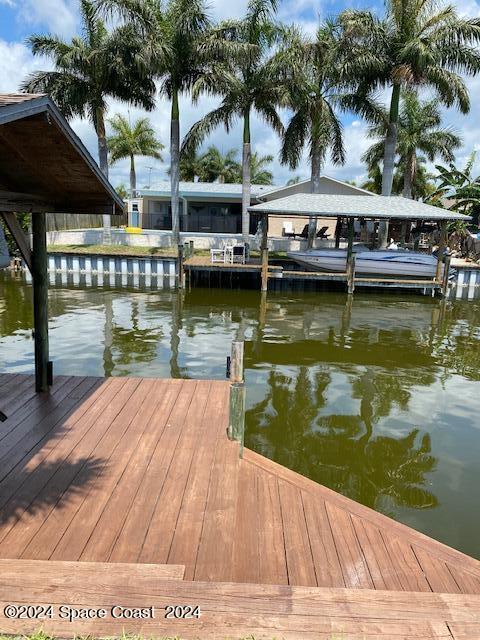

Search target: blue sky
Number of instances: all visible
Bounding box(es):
[1,0,479,189]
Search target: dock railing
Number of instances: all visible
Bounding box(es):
[227,340,245,456]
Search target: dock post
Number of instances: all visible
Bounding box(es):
[177,243,185,289]
[335,217,342,249]
[260,214,269,292]
[346,218,355,294]
[435,221,447,283]
[347,254,356,294]
[228,341,245,456]
[31,212,50,392]
[442,253,452,296]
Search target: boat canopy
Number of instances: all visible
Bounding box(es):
[0,94,124,216]
[249,194,471,221]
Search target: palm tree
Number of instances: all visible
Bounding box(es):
[182,0,284,240]
[276,22,378,247]
[363,90,461,199]
[198,146,241,183]
[107,114,164,196]
[249,152,274,185]
[22,0,155,243]
[170,148,203,181]
[95,0,239,245]
[339,0,480,245]
[429,152,480,225]
[393,157,436,201]
[286,176,301,185]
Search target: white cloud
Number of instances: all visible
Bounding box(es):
[0,39,51,93]
[2,0,480,190]
[0,0,16,7]
[16,0,78,37]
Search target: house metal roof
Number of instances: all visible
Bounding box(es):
[139,181,275,199]
[249,193,471,221]
[0,93,124,215]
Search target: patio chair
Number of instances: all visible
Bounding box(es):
[297,224,309,239]
[316,226,330,239]
[282,221,296,238]
[231,244,246,264]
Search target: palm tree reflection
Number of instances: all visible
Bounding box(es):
[246,363,438,516]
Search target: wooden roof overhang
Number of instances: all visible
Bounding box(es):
[0,94,124,216]
[250,193,472,222]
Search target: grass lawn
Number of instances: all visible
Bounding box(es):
[47,245,178,258]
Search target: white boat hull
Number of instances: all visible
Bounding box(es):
[287,249,442,278]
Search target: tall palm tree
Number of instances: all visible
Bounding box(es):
[22,0,155,243]
[182,0,284,240]
[363,90,461,199]
[339,0,480,245]
[107,114,164,196]
[198,146,241,183]
[95,0,238,245]
[276,22,378,246]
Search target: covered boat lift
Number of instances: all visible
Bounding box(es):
[0,93,124,392]
[249,193,471,293]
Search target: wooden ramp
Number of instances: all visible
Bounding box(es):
[0,559,479,639]
[1,373,480,637]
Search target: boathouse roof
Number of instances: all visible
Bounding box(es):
[0,93,124,216]
[249,193,472,221]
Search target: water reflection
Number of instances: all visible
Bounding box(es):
[247,366,438,516]
[1,271,479,557]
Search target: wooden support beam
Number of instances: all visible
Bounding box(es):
[1,212,32,271]
[228,341,245,455]
[435,221,447,282]
[347,254,356,295]
[442,253,452,296]
[260,214,269,293]
[177,244,185,289]
[346,218,355,295]
[31,212,50,392]
[335,217,342,248]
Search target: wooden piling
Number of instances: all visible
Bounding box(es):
[31,213,50,392]
[334,217,342,249]
[347,254,356,295]
[177,243,185,289]
[435,221,447,283]
[442,253,452,296]
[346,218,355,295]
[228,340,245,455]
[260,214,269,292]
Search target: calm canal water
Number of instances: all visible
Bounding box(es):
[1,270,479,559]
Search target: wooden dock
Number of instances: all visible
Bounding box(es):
[184,255,445,295]
[1,373,480,638]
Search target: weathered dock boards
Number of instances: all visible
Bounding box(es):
[1,559,480,639]
[1,374,480,592]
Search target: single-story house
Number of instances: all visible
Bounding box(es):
[127,176,373,238]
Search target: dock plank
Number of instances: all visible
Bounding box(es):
[0,374,479,601]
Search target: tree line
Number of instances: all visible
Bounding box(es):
[21,0,480,244]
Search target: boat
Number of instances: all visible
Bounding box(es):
[286,248,443,278]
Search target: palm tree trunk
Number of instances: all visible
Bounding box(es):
[308,143,322,249]
[170,89,180,245]
[130,155,136,197]
[379,83,401,248]
[96,107,111,245]
[242,109,251,242]
[402,151,415,199]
